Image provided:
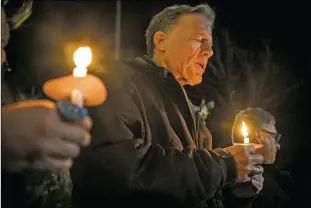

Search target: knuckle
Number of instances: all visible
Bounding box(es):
[32,160,46,170]
[71,145,81,157]
[40,109,59,135]
[250,146,255,152]
[32,139,45,154]
[245,165,252,173]
[245,156,251,164]
[48,162,59,170]
[61,142,80,158]
[83,117,93,129]
[71,129,85,144]
[40,115,54,135]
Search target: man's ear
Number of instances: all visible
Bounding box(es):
[153,31,167,51]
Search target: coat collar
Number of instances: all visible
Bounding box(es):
[132,55,198,146]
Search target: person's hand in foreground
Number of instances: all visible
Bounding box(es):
[1,99,92,172]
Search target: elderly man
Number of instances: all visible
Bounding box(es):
[223,108,293,208]
[71,4,264,207]
[1,2,92,207]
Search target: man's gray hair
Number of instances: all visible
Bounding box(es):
[145,4,215,57]
[232,108,276,141]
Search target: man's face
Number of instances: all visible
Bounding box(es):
[255,124,281,164]
[1,7,10,65]
[158,13,213,86]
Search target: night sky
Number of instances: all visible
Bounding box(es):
[4,0,311,202]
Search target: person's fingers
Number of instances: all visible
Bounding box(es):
[56,100,89,121]
[251,174,264,181]
[251,180,262,187]
[245,145,256,154]
[250,176,264,192]
[31,157,73,171]
[237,171,249,182]
[40,138,81,158]
[245,164,257,174]
[248,154,264,165]
[54,121,91,146]
[242,176,251,182]
[52,101,91,146]
[74,116,93,131]
[2,99,55,110]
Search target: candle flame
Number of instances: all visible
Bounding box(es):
[241,121,249,144]
[73,47,92,77]
[242,121,248,138]
[73,67,87,77]
[74,47,92,68]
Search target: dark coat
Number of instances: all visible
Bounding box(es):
[70,56,237,208]
[223,164,292,208]
[249,164,292,208]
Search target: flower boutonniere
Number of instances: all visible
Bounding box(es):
[199,99,215,122]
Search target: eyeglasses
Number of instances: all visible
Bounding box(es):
[261,129,282,143]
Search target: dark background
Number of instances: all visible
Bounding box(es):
[4,0,311,203]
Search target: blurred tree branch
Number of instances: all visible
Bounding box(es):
[186,29,302,154]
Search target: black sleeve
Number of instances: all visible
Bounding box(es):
[70,66,237,207]
[222,183,256,208]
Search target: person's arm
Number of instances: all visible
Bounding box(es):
[70,67,237,206]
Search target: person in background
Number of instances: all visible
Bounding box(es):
[1,1,92,207]
[71,4,264,207]
[223,108,293,208]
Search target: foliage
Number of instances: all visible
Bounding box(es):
[26,171,72,208]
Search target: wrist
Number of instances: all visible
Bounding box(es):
[214,148,238,185]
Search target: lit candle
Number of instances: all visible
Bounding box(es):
[233,120,262,149]
[71,47,92,107]
[242,121,250,144]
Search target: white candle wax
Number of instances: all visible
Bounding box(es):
[71,89,84,107]
[244,137,250,144]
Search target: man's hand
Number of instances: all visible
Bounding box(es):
[224,145,264,182]
[249,174,264,193]
[1,99,92,172]
[230,174,264,198]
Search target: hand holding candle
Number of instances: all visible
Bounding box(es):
[230,120,264,178]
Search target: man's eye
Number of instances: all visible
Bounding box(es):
[194,38,203,42]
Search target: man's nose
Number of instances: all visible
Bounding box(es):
[201,44,213,58]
